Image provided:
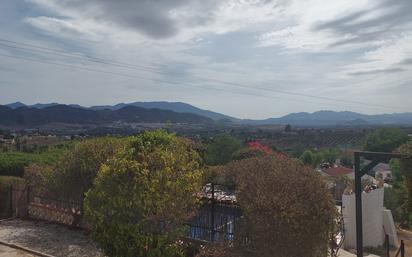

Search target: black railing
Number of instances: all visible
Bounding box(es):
[187,183,241,242]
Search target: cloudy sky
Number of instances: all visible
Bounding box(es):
[0,0,411,119]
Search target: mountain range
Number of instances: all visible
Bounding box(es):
[0,104,213,127]
[3,102,412,127]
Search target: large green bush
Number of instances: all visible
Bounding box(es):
[45,137,127,202]
[84,131,203,257]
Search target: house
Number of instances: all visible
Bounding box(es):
[373,163,391,181]
[323,166,354,179]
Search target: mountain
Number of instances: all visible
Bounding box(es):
[247,111,412,126]
[6,101,236,121]
[5,102,26,109]
[0,105,213,127]
[91,101,237,121]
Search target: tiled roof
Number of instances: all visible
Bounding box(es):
[324,166,353,177]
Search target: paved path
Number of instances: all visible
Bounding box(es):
[0,219,101,257]
[0,245,35,257]
[338,249,380,257]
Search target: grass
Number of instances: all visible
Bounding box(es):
[0,147,67,177]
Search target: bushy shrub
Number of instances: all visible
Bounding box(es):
[45,137,127,202]
[212,156,337,257]
[84,131,203,257]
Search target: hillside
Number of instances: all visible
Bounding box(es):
[0,105,213,127]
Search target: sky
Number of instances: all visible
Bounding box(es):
[0,0,411,119]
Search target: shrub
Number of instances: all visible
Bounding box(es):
[217,156,337,257]
[84,131,203,257]
[45,137,127,202]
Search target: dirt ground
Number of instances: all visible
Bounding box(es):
[0,245,36,257]
[0,219,102,257]
[396,229,412,255]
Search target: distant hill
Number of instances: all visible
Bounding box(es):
[6,101,236,121]
[4,102,412,126]
[246,110,412,126]
[91,101,236,121]
[0,105,213,127]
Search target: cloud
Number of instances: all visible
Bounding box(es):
[1,0,411,118]
[400,58,412,65]
[348,67,405,76]
[26,0,227,39]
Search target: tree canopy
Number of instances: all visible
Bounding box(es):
[46,137,127,202]
[203,134,241,165]
[364,128,409,152]
[84,130,203,257]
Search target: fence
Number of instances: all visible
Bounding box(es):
[186,183,242,242]
[385,234,406,257]
[0,185,12,218]
[6,185,83,227]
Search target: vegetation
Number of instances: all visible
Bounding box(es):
[0,176,25,218]
[45,137,127,202]
[299,148,340,168]
[84,131,203,257]
[364,128,409,152]
[203,135,241,165]
[0,147,66,177]
[399,142,412,213]
[201,156,336,257]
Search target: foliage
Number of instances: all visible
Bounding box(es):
[84,130,203,257]
[299,150,316,167]
[0,147,66,177]
[217,156,337,257]
[340,151,353,168]
[319,148,340,164]
[384,187,403,222]
[398,141,412,214]
[46,137,127,202]
[203,135,241,165]
[0,176,26,217]
[364,128,409,152]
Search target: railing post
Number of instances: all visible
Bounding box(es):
[211,183,215,242]
[401,240,405,257]
[385,234,390,257]
[9,185,13,217]
[354,152,363,257]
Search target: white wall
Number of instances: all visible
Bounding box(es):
[342,188,384,249]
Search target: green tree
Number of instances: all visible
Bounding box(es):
[203,135,241,165]
[46,137,127,202]
[300,150,315,166]
[84,131,203,257]
[364,128,409,152]
[320,148,340,164]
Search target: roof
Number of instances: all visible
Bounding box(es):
[324,166,353,177]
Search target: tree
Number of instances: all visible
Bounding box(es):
[209,156,336,257]
[399,142,412,213]
[84,131,203,257]
[364,128,409,152]
[203,135,241,165]
[320,148,340,165]
[46,137,127,202]
[300,150,315,166]
[340,151,353,168]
